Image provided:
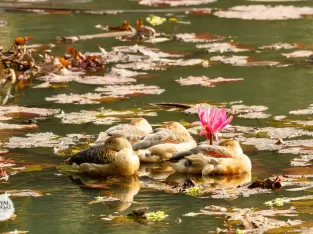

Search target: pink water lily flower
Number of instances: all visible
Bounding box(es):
[194,106,233,144]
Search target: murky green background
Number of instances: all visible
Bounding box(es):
[0,0,313,233]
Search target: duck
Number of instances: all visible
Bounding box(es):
[167,139,251,175]
[65,136,140,176]
[91,118,153,147]
[133,122,197,163]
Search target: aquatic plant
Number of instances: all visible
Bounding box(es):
[144,211,168,221]
[194,106,233,144]
[185,187,204,196]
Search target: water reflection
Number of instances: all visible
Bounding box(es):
[166,172,252,188]
[0,62,16,105]
[138,162,174,180]
[69,174,140,212]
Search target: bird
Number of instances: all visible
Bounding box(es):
[65,136,140,176]
[133,122,197,163]
[91,118,153,146]
[167,139,251,175]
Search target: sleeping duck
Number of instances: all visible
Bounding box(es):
[65,136,140,176]
[167,139,251,175]
[91,118,153,146]
[133,122,197,163]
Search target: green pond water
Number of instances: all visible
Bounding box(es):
[1,0,313,233]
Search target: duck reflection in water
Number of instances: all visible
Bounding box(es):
[165,171,252,189]
[69,174,140,212]
[137,162,174,180]
[0,62,16,105]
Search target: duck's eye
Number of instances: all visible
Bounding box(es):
[184,161,192,167]
[108,140,112,144]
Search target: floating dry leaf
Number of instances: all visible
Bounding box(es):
[248,0,306,2]
[3,132,89,150]
[175,76,244,87]
[273,115,287,121]
[198,205,301,233]
[45,93,124,105]
[175,33,225,43]
[290,155,313,167]
[231,104,268,113]
[214,5,313,20]
[0,123,38,130]
[112,44,183,59]
[259,43,297,50]
[2,230,29,234]
[289,104,313,115]
[196,42,250,53]
[3,189,43,197]
[0,106,60,118]
[95,84,165,96]
[138,0,216,6]
[210,55,249,65]
[55,108,157,125]
[238,112,271,119]
[282,50,312,58]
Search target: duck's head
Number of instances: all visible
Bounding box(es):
[105,136,132,151]
[135,149,161,163]
[167,155,204,174]
[219,139,243,154]
[130,118,153,133]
